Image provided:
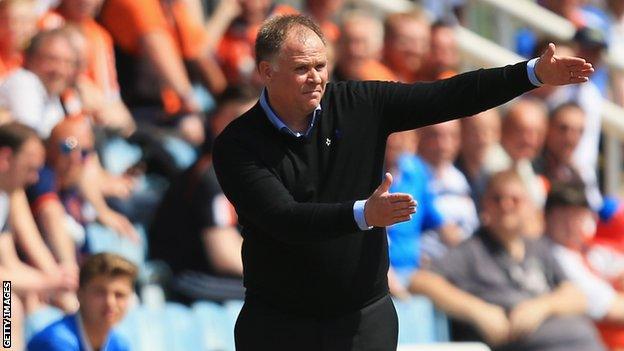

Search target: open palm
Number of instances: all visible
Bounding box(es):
[535,43,594,85]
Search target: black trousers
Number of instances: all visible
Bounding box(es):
[234,294,398,351]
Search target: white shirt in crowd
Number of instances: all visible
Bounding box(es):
[0,69,64,138]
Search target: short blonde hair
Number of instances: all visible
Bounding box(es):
[79,253,138,289]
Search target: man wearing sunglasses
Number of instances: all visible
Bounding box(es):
[26,117,98,259]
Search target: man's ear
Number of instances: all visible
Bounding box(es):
[0,147,13,173]
[258,61,274,82]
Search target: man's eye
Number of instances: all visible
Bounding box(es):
[315,64,326,71]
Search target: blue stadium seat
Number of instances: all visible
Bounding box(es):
[163,136,197,169]
[393,295,437,345]
[101,136,143,176]
[192,301,233,351]
[85,223,147,265]
[163,303,203,351]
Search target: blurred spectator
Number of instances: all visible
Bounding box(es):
[572,26,609,96]
[28,252,137,351]
[418,120,478,260]
[418,0,465,23]
[0,122,76,350]
[545,182,624,351]
[456,108,501,207]
[410,170,605,351]
[384,130,458,298]
[531,41,603,210]
[100,0,229,144]
[39,0,136,136]
[334,10,396,81]
[607,0,624,105]
[304,0,344,43]
[149,88,256,303]
[383,8,431,82]
[26,117,138,266]
[487,99,548,207]
[0,28,77,138]
[536,102,602,209]
[0,0,38,80]
[423,20,459,80]
[216,0,297,87]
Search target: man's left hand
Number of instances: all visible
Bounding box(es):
[535,43,594,85]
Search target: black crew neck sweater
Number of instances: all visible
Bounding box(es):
[212,61,536,318]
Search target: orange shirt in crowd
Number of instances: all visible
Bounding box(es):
[217,4,297,86]
[100,0,208,114]
[39,11,120,101]
[356,60,398,81]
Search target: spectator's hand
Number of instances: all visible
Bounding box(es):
[52,291,79,313]
[178,114,206,146]
[471,303,511,347]
[535,43,594,85]
[98,209,141,243]
[102,175,136,199]
[216,0,242,21]
[364,173,417,227]
[508,299,550,340]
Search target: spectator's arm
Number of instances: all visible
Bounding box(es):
[508,281,587,340]
[76,77,136,137]
[9,190,58,272]
[0,234,72,294]
[410,269,511,346]
[35,199,77,265]
[79,156,139,242]
[140,31,197,112]
[201,0,241,52]
[201,226,243,276]
[604,295,624,323]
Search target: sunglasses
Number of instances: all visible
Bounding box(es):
[58,136,93,160]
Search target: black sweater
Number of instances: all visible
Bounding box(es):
[212,61,536,317]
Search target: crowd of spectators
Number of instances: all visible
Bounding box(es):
[0,0,624,350]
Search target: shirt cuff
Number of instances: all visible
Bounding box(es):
[527,58,543,87]
[353,200,373,230]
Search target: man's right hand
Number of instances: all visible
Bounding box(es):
[364,173,417,227]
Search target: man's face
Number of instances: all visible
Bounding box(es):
[546,107,584,163]
[429,26,459,71]
[385,19,430,75]
[482,180,528,238]
[78,276,133,330]
[547,206,595,251]
[61,0,103,21]
[261,26,328,119]
[419,121,460,166]
[0,2,37,52]
[28,36,77,96]
[502,106,546,161]
[4,138,45,192]
[461,111,500,161]
[49,122,95,187]
[340,20,373,63]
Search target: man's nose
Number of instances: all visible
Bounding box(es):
[309,69,322,84]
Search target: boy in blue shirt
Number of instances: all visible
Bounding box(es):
[28,253,137,351]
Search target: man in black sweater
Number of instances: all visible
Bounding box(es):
[212,14,594,351]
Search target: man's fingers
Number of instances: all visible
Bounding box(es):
[387,193,414,203]
[375,172,393,194]
[394,208,416,217]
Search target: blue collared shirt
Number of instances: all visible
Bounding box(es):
[260,61,543,231]
[259,89,321,138]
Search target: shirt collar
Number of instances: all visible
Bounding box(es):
[76,312,110,351]
[259,88,321,138]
